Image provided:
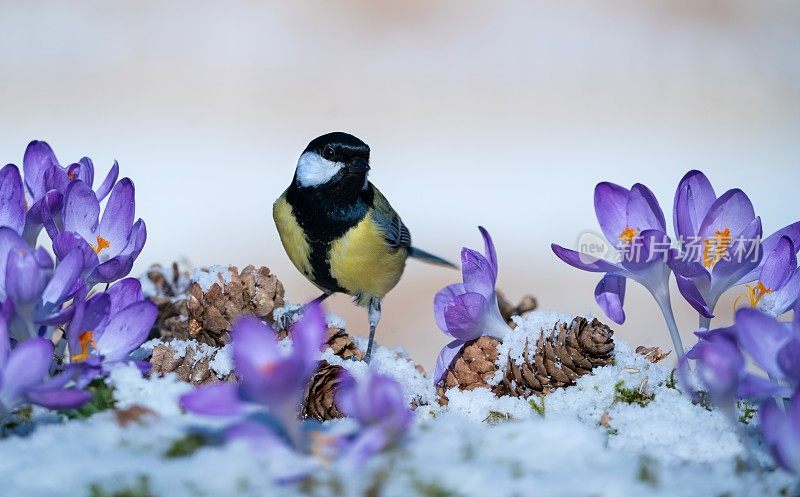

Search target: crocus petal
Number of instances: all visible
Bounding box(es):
[626,183,667,234]
[97,178,135,250]
[289,301,326,370]
[180,382,245,416]
[443,292,487,341]
[736,374,788,400]
[0,164,25,235]
[760,270,800,317]
[62,180,100,241]
[88,219,147,284]
[433,340,465,385]
[478,226,498,279]
[434,283,466,333]
[2,338,53,402]
[223,419,288,451]
[620,229,670,271]
[699,189,756,241]
[39,249,83,307]
[76,157,95,186]
[760,236,796,290]
[27,388,91,410]
[734,308,792,379]
[711,217,763,298]
[461,248,495,299]
[0,227,28,294]
[675,274,714,318]
[759,397,800,474]
[594,182,629,245]
[232,316,281,385]
[737,220,800,285]
[5,249,48,307]
[673,170,716,241]
[95,161,119,202]
[692,335,744,401]
[94,300,157,361]
[106,278,144,315]
[551,244,622,273]
[339,425,392,470]
[777,339,800,384]
[0,318,9,370]
[52,231,99,272]
[594,274,626,324]
[23,140,58,199]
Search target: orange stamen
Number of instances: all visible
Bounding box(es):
[67,171,77,180]
[259,362,277,374]
[91,236,111,255]
[733,281,773,310]
[71,331,96,362]
[703,228,731,269]
[618,226,640,245]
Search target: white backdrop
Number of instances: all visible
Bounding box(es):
[1,1,798,368]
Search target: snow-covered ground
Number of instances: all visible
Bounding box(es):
[0,312,797,497]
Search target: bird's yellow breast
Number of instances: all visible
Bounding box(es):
[273,195,314,279]
[329,210,408,303]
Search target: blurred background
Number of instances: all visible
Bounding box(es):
[1,1,798,370]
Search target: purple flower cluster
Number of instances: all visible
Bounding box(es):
[432,227,510,384]
[680,308,800,473]
[180,302,411,476]
[0,140,153,424]
[552,170,800,356]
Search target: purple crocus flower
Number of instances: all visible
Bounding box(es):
[0,317,89,422]
[50,178,147,285]
[66,278,156,384]
[733,236,800,318]
[680,326,785,407]
[180,302,326,450]
[0,228,84,342]
[335,370,412,468]
[551,182,686,356]
[671,170,800,327]
[21,140,118,244]
[433,227,509,384]
[733,308,800,387]
[760,387,800,474]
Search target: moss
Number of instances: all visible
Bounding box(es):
[64,379,116,420]
[412,480,460,497]
[737,400,757,425]
[163,433,207,459]
[665,369,678,391]
[88,476,154,497]
[636,456,658,487]
[484,411,514,424]
[613,381,654,407]
[529,396,546,417]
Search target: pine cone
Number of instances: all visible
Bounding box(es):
[149,343,235,385]
[153,265,285,346]
[146,262,190,298]
[496,290,538,326]
[302,361,345,421]
[437,317,615,402]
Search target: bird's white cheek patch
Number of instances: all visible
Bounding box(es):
[296,152,343,187]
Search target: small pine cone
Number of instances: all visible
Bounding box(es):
[302,361,345,421]
[437,317,615,401]
[496,290,538,326]
[146,262,190,298]
[149,343,235,385]
[436,336,500,404]
[497,317,615,397]
[180,265,285,346]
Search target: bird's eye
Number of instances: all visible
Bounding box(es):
[322,146,335,161]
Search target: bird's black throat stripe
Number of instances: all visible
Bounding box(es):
[285,179,375,294]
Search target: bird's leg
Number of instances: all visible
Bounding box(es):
[364,297,382,363]
[276,292,332,330]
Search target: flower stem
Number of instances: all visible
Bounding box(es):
[654,291,685,359]
[698,315,711,331]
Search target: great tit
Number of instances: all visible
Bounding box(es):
[273,132,455,362]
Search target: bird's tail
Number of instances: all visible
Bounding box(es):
[408,246,458,269]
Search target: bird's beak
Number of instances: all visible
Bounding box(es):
[346,157,371,175]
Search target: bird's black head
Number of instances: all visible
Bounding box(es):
[294,132,371,194]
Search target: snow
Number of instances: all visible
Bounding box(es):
[190,265,234,291]
[1,312,797,497]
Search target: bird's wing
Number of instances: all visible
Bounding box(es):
[370,184,412,249]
